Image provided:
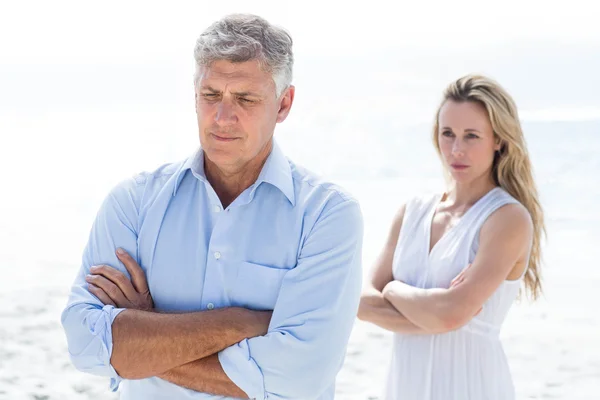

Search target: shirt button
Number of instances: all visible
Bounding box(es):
[214,251,221,260]
[212,205,221,213]
[207,303,215,310]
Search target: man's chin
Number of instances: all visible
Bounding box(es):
[204,148,242,168]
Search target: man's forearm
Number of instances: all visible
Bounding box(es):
[158,354,247,398]
[110,307,269,379]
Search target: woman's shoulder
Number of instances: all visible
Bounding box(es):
[391,192,441,226]
[488,186,534,212]
[472,187,531,232]
[405,192,442,214]
[481,198,533,238]
[405,191,441,207]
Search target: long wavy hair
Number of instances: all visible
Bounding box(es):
[432,74,545,300]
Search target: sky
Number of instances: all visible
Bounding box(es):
[0,0,599,266]
[2,0,600,62]
[1,0,599,119]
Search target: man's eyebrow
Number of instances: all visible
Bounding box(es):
[199,86,219,93]
[199,86,262,97]
[231,90,261,97]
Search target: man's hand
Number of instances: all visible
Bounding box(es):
[86,248,154,311]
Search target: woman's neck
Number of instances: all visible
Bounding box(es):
[444,175,497,209]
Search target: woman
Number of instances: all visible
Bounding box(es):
[358,74,545,400]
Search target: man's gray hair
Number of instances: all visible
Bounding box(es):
[194,14,294,97]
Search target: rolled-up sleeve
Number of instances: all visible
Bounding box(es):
[219,197,363,400]
[60,177,143,391]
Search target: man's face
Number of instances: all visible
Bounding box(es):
[195,60,294,171]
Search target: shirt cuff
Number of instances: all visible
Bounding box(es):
[218,339,266,400]
[98,305,126,390]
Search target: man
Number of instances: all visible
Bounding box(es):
[61,13,363,400]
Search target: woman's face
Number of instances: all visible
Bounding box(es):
[437,100,501,185]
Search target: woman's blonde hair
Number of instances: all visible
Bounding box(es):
[432,74,545,300]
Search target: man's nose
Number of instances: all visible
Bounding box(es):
[215,100,238,125]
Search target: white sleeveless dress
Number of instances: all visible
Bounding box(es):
[384,187,526,400]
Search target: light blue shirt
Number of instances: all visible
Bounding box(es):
[61,141,363,399]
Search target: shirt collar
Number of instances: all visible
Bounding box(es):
[172,140,295,206]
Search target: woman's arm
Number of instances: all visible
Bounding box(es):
[359,288,447,334]
[358,203,447,335]
[383,203,533,331]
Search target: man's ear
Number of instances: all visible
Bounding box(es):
[276,85,295,123]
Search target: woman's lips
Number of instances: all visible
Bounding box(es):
[451,163,469,170]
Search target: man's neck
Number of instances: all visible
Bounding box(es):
[204,142,273,208]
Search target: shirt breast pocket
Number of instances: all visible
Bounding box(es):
[231,261,290,311]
